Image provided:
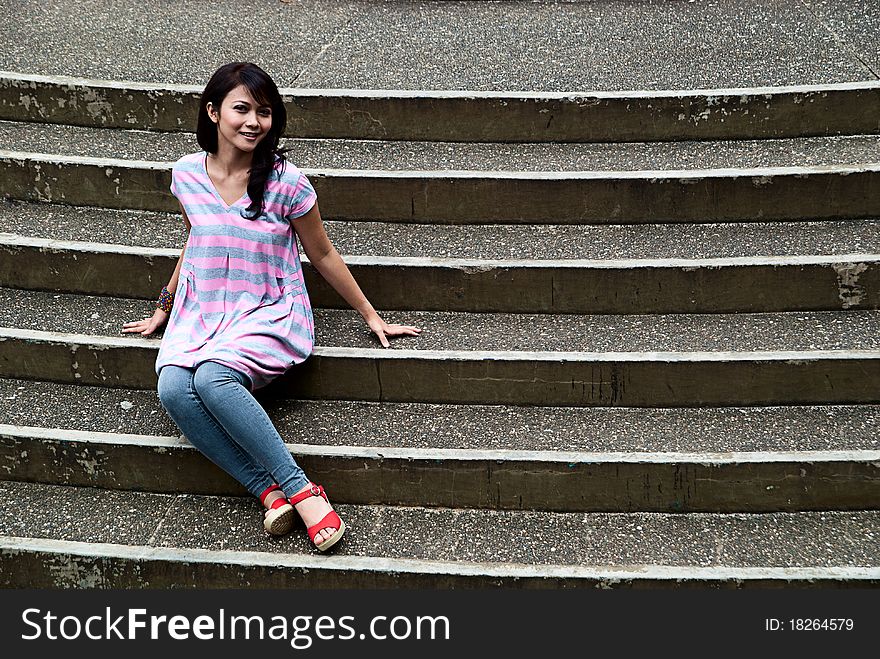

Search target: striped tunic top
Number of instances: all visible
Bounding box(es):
[155,151,317,390]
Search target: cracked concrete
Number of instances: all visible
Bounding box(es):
[1,0,876,91]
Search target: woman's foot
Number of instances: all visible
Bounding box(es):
[260,484,294,536]
[289,483,346,551]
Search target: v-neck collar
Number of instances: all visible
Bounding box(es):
[202,152,249,210]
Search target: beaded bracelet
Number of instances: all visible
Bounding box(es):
[156,286,174,313]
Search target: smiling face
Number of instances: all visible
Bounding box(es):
[206,84,273,153]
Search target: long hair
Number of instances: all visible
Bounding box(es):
[196,62,287,219]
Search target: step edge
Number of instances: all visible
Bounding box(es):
[1,536,876,581]
[3,326,880,363]
[4,234,880,270]
[4,69,879,101]
[4,149,880,180]
[5,423,879,466]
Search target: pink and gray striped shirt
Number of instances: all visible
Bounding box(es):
[156,151,317,389]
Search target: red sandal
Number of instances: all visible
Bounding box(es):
[289,483,346,551]
[259,484,294,536]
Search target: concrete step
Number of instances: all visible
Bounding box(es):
[4,378,877,454]
[4,288,880,354]
[4,0,878,93]
[3,73,879,143]
[4,120,880,171]
[3,0,876,593]
[3,148,878,223]
[2,202,878,314]
[6,199,880,260]
[2,378,878,512]
[0,290,878,406]
[2,0,879,140]
[0,482,876,588]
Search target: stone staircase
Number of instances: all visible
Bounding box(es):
[0,68,878,588]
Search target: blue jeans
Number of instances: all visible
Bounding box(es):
[157,361,309,498]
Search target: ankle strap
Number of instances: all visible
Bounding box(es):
[289,483,324,506]
[258,484,282,505]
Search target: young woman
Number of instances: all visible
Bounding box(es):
[122,62,419,551]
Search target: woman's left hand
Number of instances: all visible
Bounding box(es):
[366,315,421,348]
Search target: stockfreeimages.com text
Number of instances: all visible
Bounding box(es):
[21,607,450,649]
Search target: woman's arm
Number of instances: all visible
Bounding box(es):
[293,202,420,347]
[121,204,191,336]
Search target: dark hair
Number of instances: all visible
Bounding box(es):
[196,62,287,219]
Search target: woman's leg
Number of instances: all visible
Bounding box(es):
[191,361,340,545]
[157,365,276,497]
[190,361,310,496]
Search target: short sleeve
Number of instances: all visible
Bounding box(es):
[285,171,317,220]
[169,162,180,198]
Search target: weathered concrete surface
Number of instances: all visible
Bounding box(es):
[2,425,878,513]
[2,72,878,141]
[287,348,880,407]
[803,0,880,77]
[5,288,880,355]
[0,152,173,211]
[4,236,879,313]
[306,166,880,224]
[296,254,880,314]
[0,73,200,133]
[0,329,159,390]
[0,238,175,300]
[3,199,880,261]
[1,328,878,406]
[3,151,880,223]
[6,118,880,171]
[0,481,877,588]
[2,377,879,454]
[1,0,875,92]
[0,0,876,591]
[3,540,877,589]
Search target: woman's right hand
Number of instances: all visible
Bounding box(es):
[122,308,169,336]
